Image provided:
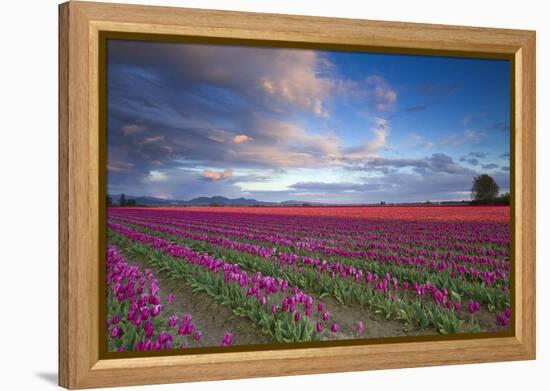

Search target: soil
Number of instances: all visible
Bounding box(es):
[317,295,436,340]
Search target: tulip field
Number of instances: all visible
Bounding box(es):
[105,205,511,352]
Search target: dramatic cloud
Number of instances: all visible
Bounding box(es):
[350,153,473,176]
[106,40,510,203]
[200,169,233,181]
[481,163,499,170]
[233,134,250,144]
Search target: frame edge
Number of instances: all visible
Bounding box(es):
[59,1,71,388]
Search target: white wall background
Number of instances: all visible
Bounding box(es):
[0,0,547,389]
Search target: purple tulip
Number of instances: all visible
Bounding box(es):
[151,304,162,317]
[294,312,301,322]
[496,313,509,327]
[505,307,511,318]
[317,302,324,312]
[271,304,277,314]
[467,300,481,314]
[167,292,175,304]
[193,331,202,342]
[322,311,330,321]
[357,321,364,334]
[144,320,154,338]
[330,323,339,333]
[221,332,233,347]
[110,326,121,339]
[111,314,120,325]
[168,315,178,328]
[315,321,324,333]
[140,306,150,320]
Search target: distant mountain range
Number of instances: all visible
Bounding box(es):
[108,194,320,207]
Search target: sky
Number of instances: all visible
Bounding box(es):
[106,39,510,204]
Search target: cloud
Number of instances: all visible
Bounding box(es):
[141,136,163,144]
[122,123,146,135]
[366,76,397,111]
[233,134,250,144]
[108,40,399,179]
[481,163,499,170]
[459,152,490,166]
[350,153,473,176]
[145,170,168,182]
[336,76,397,112]
[343,117,389,161]
[290,182,384,192]
[467,151,489,158]
[108,40,334,117]
[200,169,233,181]
[459,157,479,166]
[441,129,484,145]
[107,161,134,173]
[501,166,510,172]
[500,153,510,158]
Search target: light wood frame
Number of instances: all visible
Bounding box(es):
[59,1,536,388]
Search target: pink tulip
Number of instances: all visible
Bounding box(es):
[193,331,202,342]
[167,292,175,304]
[315,321,324,333]
[221,332,233,347]
[110,326,121,339]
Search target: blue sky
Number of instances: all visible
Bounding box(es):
[106,40,510,203]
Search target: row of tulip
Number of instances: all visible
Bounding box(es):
[108,218,492,334]
[107,223,348,343]
[110,215,509,314]
[106,244,219,351]
[109,212,508,276]
[108,209,509,254]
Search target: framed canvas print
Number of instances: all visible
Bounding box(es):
[58,1,536,389]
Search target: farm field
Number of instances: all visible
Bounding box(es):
[105,205,511,352]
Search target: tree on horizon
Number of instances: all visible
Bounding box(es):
[471,174,499,202]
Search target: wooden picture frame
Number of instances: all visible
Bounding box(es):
[58,1,536,388]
